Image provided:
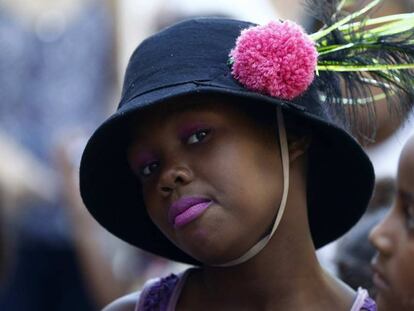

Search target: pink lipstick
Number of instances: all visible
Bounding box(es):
[168,197,213,229]
[371,261,390,292]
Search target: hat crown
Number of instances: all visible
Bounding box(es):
[119,18,254,107]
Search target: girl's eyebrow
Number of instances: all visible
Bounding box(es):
[177,121,209,140]
[130,150,156,170]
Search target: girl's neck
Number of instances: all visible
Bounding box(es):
[179,159,355,310]
[185,235,354,311]
[181,198,354,309]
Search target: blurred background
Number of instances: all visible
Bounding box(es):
[0,0,412,310]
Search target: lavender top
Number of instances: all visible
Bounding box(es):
[136,269,376,311]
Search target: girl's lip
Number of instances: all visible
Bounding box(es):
[168,196,213,228]
[371,262,391,292]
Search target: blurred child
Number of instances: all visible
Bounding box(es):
[369,135,414,310]
[336,177,396,295]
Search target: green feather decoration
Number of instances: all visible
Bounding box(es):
[305,0,414,141]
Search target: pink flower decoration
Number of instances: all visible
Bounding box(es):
[230,20,318,100]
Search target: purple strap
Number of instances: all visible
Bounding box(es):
[350,288,377,311]
[139,274,180,311]
[361,296,377,311]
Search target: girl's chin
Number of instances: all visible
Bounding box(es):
[171,225,258,265]
[376,291,413,311]
[375,293,389,308]
[178,239,248,266]
[182,246,238,266]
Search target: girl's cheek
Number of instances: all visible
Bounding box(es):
[145,204,165,230]
[393,245,414,296]
[404,247,414,288]
[141,174,161,197]
[143,193,161,221]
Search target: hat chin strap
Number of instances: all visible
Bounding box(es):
[214,107,290,267]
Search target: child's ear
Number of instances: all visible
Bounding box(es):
[287,134,311,162]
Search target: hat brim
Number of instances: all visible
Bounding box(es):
[80,82,374,265]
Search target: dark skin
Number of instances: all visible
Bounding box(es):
[369,136,414,311]
[105,97,355,311]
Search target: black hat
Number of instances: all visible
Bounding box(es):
[80,18,376,265]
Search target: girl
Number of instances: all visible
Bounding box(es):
[79,1,414,310]
[369,135,414,310]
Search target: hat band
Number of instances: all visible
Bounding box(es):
[214,106,290,267]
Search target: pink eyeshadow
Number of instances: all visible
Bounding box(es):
[178,122,208,140]
[130,151,157,171]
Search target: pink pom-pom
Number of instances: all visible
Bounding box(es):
[230,21,318,100]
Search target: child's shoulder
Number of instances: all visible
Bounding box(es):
[102,292,139,311]
[102,271,185,311]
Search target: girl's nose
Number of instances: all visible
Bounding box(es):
[369,212,394,257]
[158,164,193,196]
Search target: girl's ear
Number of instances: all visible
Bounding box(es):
[287,134,311,162]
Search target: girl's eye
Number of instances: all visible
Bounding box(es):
[405,205,414,230]
[400,198,414,230]
[139,162,159,177]
[186,129,211,144]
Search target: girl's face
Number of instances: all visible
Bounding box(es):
[369,137,414,310]
[128,99,284,265]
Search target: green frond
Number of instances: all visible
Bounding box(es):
[310,0,383,41]
[317,63,414,71]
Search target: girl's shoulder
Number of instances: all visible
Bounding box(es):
[103,269,190,311]
[102,292,140,311]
